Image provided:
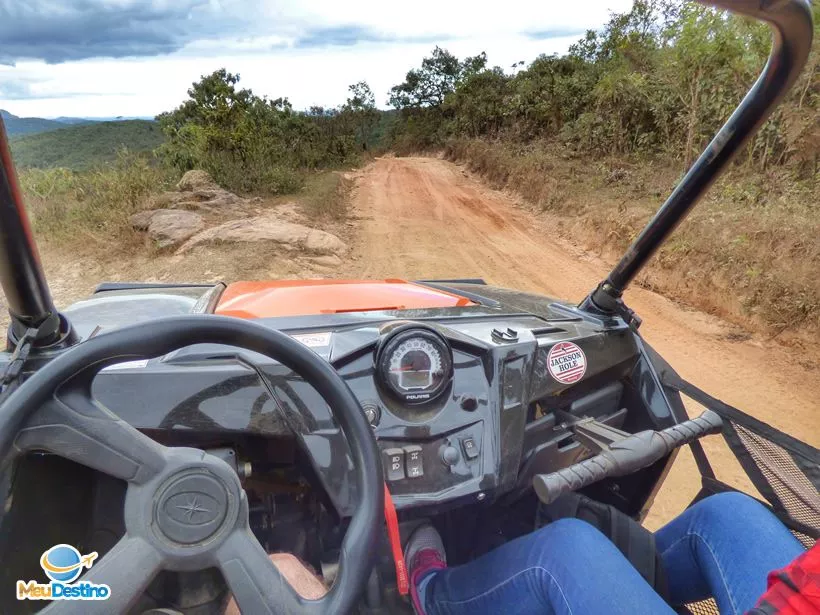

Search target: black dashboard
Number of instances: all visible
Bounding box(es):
[55,283,683,518]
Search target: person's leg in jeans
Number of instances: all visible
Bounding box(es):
[413,518,675,615]
[656,491,804,615]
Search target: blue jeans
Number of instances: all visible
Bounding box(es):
[419,493,804,615]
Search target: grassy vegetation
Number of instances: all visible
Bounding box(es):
[444,139,819,336]
[297,171,354,220]
[157,70,375,195]
[19,151,175,250]
[12,71,373,252]
[10,120,165,170]
[386,2,819,177]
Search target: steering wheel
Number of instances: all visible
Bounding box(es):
[0,316,384,614]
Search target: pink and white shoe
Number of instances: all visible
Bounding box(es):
[405,524,447,615]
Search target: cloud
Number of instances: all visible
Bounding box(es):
[0,79,37,100]
[0,74,123,100]
[293,25,446,49]
[0,0,255,64]
[0,0,634,117]
[525,28,588,41]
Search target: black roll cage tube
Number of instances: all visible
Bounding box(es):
[583,0,814,316]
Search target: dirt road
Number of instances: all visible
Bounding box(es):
[344,156,819,528]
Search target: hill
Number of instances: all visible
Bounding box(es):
[53,117,97,126]
[9,120,165,169]
[1,110,67,137]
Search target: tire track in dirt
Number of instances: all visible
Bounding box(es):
[344,156,819,528]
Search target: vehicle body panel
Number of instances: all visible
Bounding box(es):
[22,280,678,519]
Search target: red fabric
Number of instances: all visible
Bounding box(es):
[749,544,820,614]
[384,484,409,596]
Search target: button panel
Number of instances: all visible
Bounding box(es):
[377,421,484,498]
[404,445,424,478]
[383,448,405,481]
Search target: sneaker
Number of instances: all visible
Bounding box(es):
[405,524,447,614]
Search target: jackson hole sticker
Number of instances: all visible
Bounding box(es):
[547,342,587,384]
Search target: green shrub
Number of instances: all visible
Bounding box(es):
[387,2,819,171]
[21,150,175,246]
[156,70,366,194]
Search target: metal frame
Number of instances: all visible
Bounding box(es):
[582,0,814,313]
[0,123,61,345]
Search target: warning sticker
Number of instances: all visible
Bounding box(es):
[291,332,332,348]
[547,342,587,384]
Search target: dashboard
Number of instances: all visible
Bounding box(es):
[61,283,682,517]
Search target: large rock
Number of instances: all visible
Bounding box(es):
[130,209,205,249]
[176,215,347,256]
[177,170,219,192]
[130,210,156,231]
[141,170,247,212]
[302,254,343,269]
[168,189,244,211]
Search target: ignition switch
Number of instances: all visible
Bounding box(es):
[206,447,252,479]
[361,401,382,427]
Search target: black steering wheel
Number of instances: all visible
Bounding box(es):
[0,316,384,614]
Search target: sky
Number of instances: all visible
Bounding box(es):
[0,0,633,119]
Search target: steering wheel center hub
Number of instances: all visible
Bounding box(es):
[154,471,230,545]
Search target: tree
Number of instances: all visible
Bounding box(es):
[342,81,379,150]
[157,69,253,134]
[446,67,509,137]
[388,47,488,109]
[157,69,361,193]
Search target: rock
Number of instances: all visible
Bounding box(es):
[131,209,205,249]
[271,202,308,224]
[169,189,244,211]
[303,254,343,268]
[176,215,347,256]
[304,228,346,255]
[130,210,155,231]
[144,170,248,213]
[177,170,219,192]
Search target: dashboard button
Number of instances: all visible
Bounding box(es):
[404,445,424,478]
[441,445,460,466]
[461,437,480,460]
[383,448,405,481]
[459,394,478,412]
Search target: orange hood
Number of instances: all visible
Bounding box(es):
[214,279,476,319]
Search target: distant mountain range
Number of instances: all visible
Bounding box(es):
[9,119,165,170]
[1,110,154,137]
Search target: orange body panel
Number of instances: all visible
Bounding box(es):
[215,279,476,319]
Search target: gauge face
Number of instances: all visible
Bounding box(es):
[378,329,452,404]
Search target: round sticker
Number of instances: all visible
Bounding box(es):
[547,342,587,384]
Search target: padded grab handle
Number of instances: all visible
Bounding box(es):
[533,411,723,505]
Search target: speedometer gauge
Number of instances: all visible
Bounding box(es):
[377,328,453,404]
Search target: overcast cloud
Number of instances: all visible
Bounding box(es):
[0,0,631,117]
